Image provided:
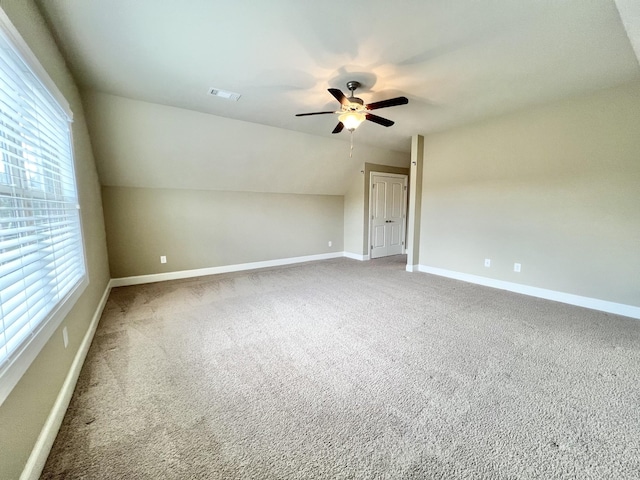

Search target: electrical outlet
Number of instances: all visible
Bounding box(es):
[514,263,521,272]
[484,258,491,267]
[328,241,332,247]
[160,256,167,264]
[62,326,69,348]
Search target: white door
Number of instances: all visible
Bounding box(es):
[370,173,407,259]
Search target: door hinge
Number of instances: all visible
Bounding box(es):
[404,186,407,191]
[371,245,373,250]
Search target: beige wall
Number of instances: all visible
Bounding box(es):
[83,91,408,196]
[86,92,408,273]
[407,135,425,268]
[0,1,110,478]
[103,187,344,278]
[343,170,366,255]
[419,81,640,306]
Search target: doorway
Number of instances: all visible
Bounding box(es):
[369,173,408,259]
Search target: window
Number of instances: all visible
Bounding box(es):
[0,9,87,405]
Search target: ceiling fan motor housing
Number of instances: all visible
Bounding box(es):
[346,80,361,92]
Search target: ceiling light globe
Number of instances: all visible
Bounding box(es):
[339,112,365,131]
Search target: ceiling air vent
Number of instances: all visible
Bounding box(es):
[208,87,241,101]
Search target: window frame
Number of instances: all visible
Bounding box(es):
[0,7,88,406]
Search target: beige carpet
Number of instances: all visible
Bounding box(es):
[42,256,640,479]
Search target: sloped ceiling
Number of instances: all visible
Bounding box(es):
[37,0,640,155]
[615,0,640,62]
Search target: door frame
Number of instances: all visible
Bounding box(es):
[368,172,408,259]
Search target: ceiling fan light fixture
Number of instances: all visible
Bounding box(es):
[295,80,407,135]
[339,111,365,131]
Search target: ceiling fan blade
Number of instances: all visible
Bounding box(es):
[328,88,349,105]
[366,96,409,110]
[332,122,344,134]
[295,111,335,117]
[365,113,394,127]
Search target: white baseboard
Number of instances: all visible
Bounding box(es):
[343,252,369,261]
[20,280,113,480]
[406,264,418,272]
[112,252,345,287]
[418,265,640,320]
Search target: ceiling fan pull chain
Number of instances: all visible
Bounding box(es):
[350,130,354,158]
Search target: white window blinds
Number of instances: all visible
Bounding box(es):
[0,11,86,397]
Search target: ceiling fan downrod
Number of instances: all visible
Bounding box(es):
[345,81,363,105]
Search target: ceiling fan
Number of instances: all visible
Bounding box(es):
[295,81,408,134]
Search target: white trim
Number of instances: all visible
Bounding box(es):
[418,265,640,320]
[111,253,344,287]
[0,4,86,407]
[0,277,88,407]
[343,252,368,261]
[0,7,72,120]
[20,280,113,480]
[370,172,409,179]
[406,264,418,272]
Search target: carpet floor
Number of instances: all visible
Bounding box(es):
[42,256,640,479]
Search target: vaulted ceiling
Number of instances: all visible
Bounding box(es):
[37,1,640,154]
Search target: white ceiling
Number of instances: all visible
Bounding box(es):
[37,0,640,153]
